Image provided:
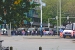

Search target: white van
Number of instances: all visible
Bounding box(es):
[62,23,75,38]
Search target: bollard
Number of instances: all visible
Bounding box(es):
[0,40,4,50]
[10,46,13,50]
[5,47,9,50]
[39,46,42,50]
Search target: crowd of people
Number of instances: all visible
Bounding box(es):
[11,29,57,36]
[0,27,60,36]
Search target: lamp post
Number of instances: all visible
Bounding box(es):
[48,16,58,35]
[40,0,42,37]
[48,18,55,28]
[39,0,46,37]
[30,22,33,28]
[56,16,58,35]
[59,0,61,28]
[48,18,50,28]
[9,22,11,36]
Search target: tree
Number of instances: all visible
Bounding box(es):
[42,0,57,26]
[0,0,38,27]
[41,0,75,26]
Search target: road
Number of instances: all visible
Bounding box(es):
[0,35,75,50]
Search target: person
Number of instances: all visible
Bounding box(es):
[27,30,30,35]
[59,28,64,37]
[35,30,37,35]
[49,30,52,35]
[43,30,46,35]
[22,29,25,35]
[50,30,53,36]
[51,30,53,36]
[31,30,35,35]
[12,30,16,35]
[53,29,55,36]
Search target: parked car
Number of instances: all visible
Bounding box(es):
[1,28,7,35]
[16,28,25,35]
[27,28,36,35]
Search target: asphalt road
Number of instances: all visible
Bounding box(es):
[0,35,75,50]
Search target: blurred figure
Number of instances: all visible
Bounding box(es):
[31,30,34,35]
[50,30,53,36]
[11,30,16,35]
[22,29,25,35]
[35,29,38,35]
[53,29,55,36]
[48,30,52,35]
[59,28,64,37]
[27,30,30,35]
[43,30,46,35]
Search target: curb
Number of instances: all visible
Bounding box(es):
[23,36,60,39]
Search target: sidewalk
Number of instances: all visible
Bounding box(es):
[0,35,60,40]
[23,35,60,39]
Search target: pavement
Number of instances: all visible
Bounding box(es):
[0,35,75,50]
[23,35,60,39]
[0,35,60,40]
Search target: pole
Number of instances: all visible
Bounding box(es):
[40,0,42,37]
[8,22,11,36]
[57,0,58,17]
[59,0,61,28]
[56,16,58,35]
[57,0,59,35]
[48,18,49,28]
[30,22,33,28]
[10,22,11,36]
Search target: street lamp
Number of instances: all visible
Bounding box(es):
[48,18,55,28]
[48,16,58,35]
[40,0,42,37]
[30,22,33,28]
[39,0,46,37]
[48,18,50,28]
[56,16,59,35]
[59,0,61,28]
[67,16,71,24]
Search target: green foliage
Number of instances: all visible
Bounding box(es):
[42,0,57,25]
[42,0,75,26]
[0,0,38,27]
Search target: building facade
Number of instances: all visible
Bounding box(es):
[23,0,47,28]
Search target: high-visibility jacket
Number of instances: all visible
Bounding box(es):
[60,32,63,37]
